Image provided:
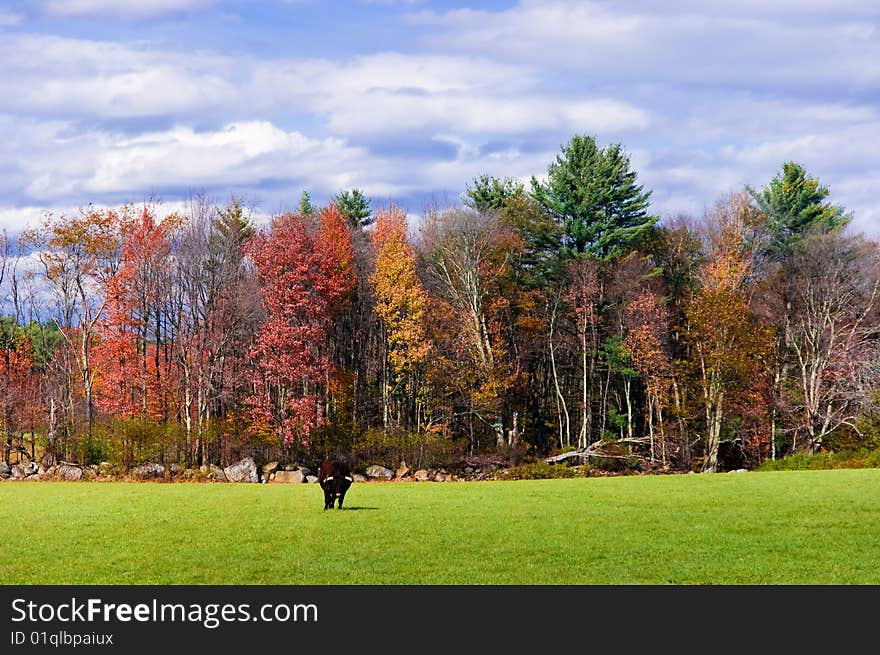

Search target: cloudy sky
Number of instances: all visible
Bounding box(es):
[1,0,878,234]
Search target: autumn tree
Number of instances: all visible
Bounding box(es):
[171,197,261,463]
[95,207,175,422]
[421,208,504,373]
[247,205,354,448]
[25,208,122,462]
[565,258,601,449]
[623,289,673,464]
[777,231,879,452]
[420,207,516,449]
[370,206,429,431]
[686,195,773,472]
[0,318,38,459]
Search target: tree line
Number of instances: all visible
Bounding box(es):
[2,134,878,473]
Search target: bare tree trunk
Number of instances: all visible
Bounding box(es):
[578,309,588,449]
[624,377,633,441]
[382,338,389,431]
[703,381,724,473]
[507,411,519,449]
[548,298,570,448]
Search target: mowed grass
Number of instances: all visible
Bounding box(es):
[2,469,879,584]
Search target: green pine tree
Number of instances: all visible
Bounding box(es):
[531,134,657,261]
[465,175,522,213]
[299,190,316,215]
[334,188,373,228]
[749,161,851,259]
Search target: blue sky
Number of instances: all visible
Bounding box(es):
[1,0,878,234]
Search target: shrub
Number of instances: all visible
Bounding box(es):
[591,442,641,473]
[497,461,579,480]
[349,428,465,472]
[757,447,880,472]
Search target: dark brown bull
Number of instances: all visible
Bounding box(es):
[318,457,353,510]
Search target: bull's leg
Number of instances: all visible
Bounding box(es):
[337,480,351,509]
[323,486,334,510]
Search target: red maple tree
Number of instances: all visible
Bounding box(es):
[247,205,355,445]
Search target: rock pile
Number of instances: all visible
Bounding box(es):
[0,455,511,483]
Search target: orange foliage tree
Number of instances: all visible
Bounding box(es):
[370,206,430,431]
[686,196,773,472]
[95,207,175,422]
[246,205,355,447]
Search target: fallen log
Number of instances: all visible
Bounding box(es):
[544,438,651,464]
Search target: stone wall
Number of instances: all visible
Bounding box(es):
[0,456,508,483]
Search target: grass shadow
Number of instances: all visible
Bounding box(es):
[336,506,379,511]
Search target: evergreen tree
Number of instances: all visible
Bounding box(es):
[749,161,851,259]
[531,134,657,261]
[299,190,316,215]
[211,199,254,263]
[465,175,522,213]
[334,188,373,228]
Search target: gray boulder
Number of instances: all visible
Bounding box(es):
[365,465,393,480]
[272,469,305,484]
[0,461,10,477]
[353,473,367,483]
[224,457,258,483]
[57,464,83,481]
[305,475,318,484]
[414,469,430,481]
[131,463,165,480]
[396,461,410,479]
[262,461,279,476]
[209,464,227,482]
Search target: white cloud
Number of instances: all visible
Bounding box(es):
[0,112,555,228]
[0,35,650,136]
[42,0,212,19]
[632,117,880,237]
[0,206,51,234]
[2,6,879,239]
[250,53,650,136]
[320,93,649,136]
[0,118,382,204]
[412,1,880,89]
[87,121,365,192]
[0,34,239,119]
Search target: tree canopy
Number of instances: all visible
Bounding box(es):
[334,188,373,228]
[749,161,851,259]
[531,134,657,260]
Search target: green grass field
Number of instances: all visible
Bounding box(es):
[2,469,879,584]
